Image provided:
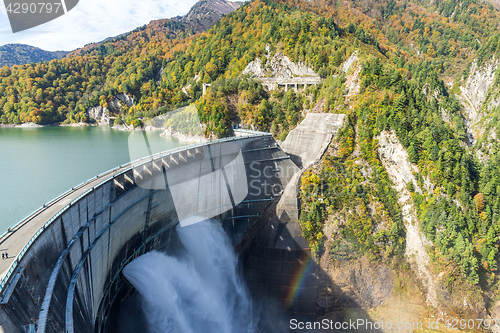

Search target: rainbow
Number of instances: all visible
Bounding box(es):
[285,252,314,309]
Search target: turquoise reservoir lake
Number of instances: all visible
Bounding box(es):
[0,126,185,233]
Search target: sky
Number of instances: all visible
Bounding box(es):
[0,0,199,51]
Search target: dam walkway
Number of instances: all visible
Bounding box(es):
[0,168,127,285]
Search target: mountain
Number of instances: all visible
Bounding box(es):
[0,44,67,67]
[174,0,242,32]
[1,0,500,323]
[67,0,242,57]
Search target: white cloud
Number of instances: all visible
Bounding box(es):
[0,0,199,51]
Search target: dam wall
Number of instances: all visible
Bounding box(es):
[0,133,299,333]
[243,113,346,319]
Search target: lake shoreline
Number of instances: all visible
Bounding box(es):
[0,122,208,144]
[160,127,208,144]
[0,122,93,128]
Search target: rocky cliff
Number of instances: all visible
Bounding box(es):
[377,130,487,317]
[243,46,319,78]
[377,130,437,307]
[342,50,361,97]
[458,57,499,144]
[87,93,135,125]
[108,93,135,111]
[86,106,110,125]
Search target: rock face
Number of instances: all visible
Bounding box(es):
[342,51,361,97]
[492,301,500,319]
[108,99,121,111]
[185,0,240,17]
[377,131,421,192]
[160,127,208,143]
[243,113,346,320]
[242,46,322,90]
[341,50,358,73]
[109,93,135,111]
[243,48,319,78]
[317,257,394,315]
[86,106,110,125]
[459,57,499,143]
[377,130,438,308]
[376,130,488,317]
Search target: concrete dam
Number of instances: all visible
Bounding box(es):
[0,113,345,333]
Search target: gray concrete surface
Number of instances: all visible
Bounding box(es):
[281,113,346,168]
[243,112,347,318]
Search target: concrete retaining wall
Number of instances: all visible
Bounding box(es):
[281,113,346,168]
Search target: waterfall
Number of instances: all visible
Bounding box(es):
[122,218,256,333]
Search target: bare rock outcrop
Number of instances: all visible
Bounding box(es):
[317,257,394,315]
[342,51,361,97]
[116,93,135,107]
[86,106,109,125]
[459,57,499,143]
[377,131,489,318]
[243,48,318,78]
[109,93,135,111]
[173,0,241,33]
[341,50,358,73]
[181,0,240,20]
[377,130,438,308]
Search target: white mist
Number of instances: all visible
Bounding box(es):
[122,218,256,333]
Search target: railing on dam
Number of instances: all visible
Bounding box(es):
[0,131,273,295]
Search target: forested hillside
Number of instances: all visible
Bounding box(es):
[2,0,500,320]
[0,0,241,125]
[0,44,67,68]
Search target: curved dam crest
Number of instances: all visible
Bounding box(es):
[0,132,299,333]
[0,115,345,333]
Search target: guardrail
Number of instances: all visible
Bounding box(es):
[234,129,272,136]
[0,132,271,294]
